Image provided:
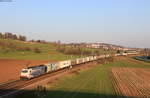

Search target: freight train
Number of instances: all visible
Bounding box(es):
[20,55,110,80]
[20,51,139,80]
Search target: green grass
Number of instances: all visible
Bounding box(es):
[45,66,115,98]
[0,51,80,61]
[0,39,81,60]
[16,57,150,98]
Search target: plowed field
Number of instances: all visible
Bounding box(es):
[112,67,150,97]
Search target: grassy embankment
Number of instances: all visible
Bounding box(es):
[17,57,150,98]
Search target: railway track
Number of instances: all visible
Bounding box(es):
[0,61,98,98]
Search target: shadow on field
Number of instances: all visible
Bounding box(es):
[0,89,136,98]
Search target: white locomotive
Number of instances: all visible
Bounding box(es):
[20,65,46,79]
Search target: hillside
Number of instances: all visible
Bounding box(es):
[0,39,115,60]
[0,39,80,60]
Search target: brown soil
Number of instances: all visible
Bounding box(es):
[0,61,99,96]
[0,59,55,84]
[111,67,150,97]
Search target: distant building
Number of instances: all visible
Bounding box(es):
[67,42,136,52]
[86,43,102,48]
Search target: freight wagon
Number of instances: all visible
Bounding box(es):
[44,62,59,72]
[58,60,71,69]
[71,59,77,65]
[76,58,84,64]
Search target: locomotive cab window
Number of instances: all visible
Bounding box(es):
[21,70,28,73]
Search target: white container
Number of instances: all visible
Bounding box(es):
[58,60,71,69]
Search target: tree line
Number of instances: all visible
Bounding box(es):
[56,45,105,56]
[0,41,41,53]
[0,32,26,41]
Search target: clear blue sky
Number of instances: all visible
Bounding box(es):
[0,0,150,48]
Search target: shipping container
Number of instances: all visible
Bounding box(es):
[86,57,90,62]
[45,62,59,73]
[58,60,71,69]
[71,59,77,65]
[89,56,94,61]
[93,56,97,60]
[76,58,83,64]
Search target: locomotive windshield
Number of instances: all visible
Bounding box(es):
[21,70,28,73]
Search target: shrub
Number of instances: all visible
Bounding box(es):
[3,48,10,53]
[33,48,42,53]
[24,47,31,51]
[16,47,24,51]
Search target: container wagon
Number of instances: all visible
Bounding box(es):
[58,60,71,69]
